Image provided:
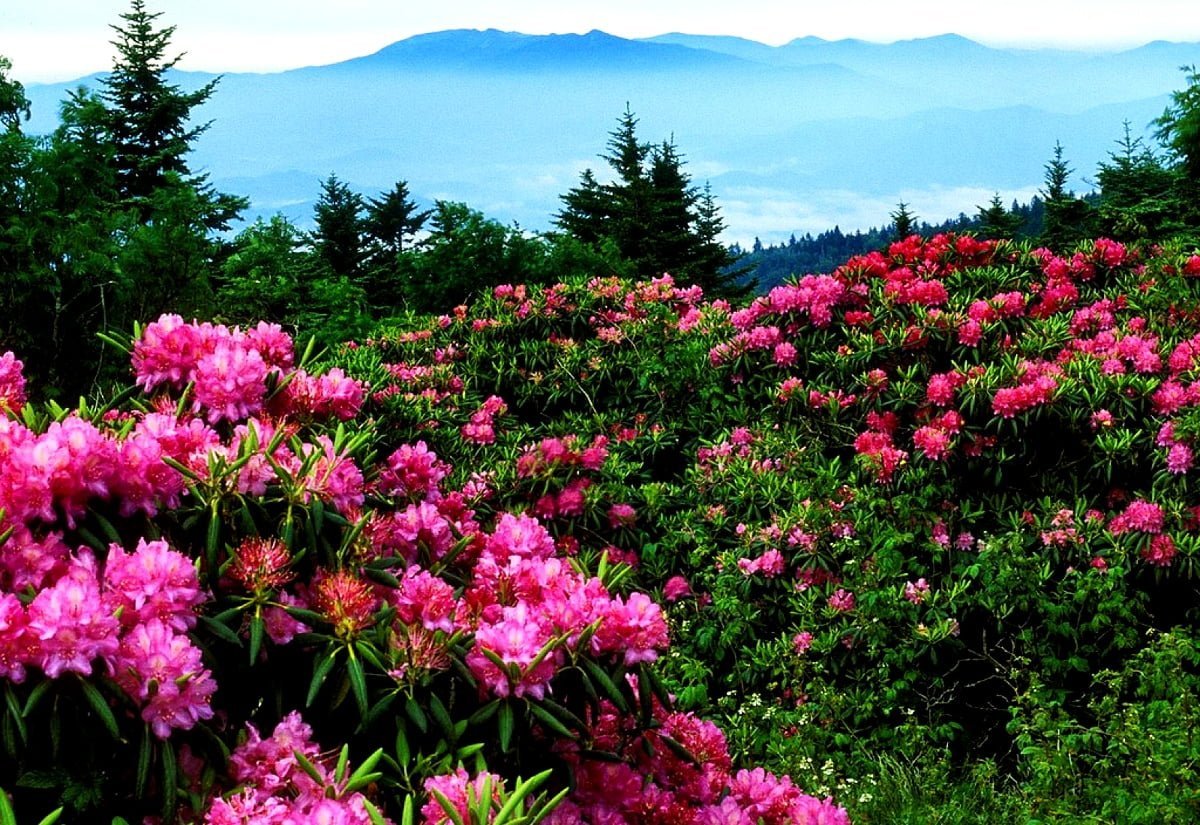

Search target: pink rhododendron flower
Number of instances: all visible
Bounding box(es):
[828,589,855,613]
[0,351,26,416]
[378,441,450,500]
[392,567,458,633]
[192,341,268,423]
[904,578,930,604]
[1109,499,1165,535]
[663,575,693,601]
[103,538,205,631]
[422,768,504,825]
[110,618,216,739]
[27,553,120,679]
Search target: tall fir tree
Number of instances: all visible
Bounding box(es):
[1096,122,1182,240]
[365,180,431,257]
[976,193,1024,240]
[313,173,367,282]
[100,0,241,229]
[890,201,918,240]
[1038,142,1094,251]
[556,108,740,295]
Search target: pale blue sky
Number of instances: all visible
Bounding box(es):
[4,0,1197,82]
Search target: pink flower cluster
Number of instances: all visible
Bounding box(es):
[461,395,508,444]
[462,513,670,698]
[133,316,296,423]
[737,549,786,578]
[0,351,26,416]
[1108,499,1165,535]
[854,412,907,483]
[547,697,849,825]
[0,538,213,738]
[203,712,391,824]
[516,435,609,478]
[733,275,849,332]
[912,410,964,461]
[991,360,1060,418]
[378,441,451,500]
[277,367,365,420]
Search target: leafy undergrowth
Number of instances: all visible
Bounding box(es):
[2,232,1200,821]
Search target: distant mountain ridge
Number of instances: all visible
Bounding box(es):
[18,29,1200,242]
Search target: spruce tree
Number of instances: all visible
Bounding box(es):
[1038,142,1094,251]
[890,201,917,240]
[556,108,740,294]
[976,193,1024,240]
[100,0,234,220]
[313,173,367,282]
[365,180,430,256]
[1096,123,1181,240]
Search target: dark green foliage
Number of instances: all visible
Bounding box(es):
[890,201,918,240]
[313,173,367,282]
[976,193,1024,240]
[1095,123,1188,241]
[556,107,744,296]
[1155,65,1200,183]
[396,201,549,311]
[1038,142,1095,252]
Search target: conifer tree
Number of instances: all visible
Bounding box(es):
[890,201,917,240]
[313,173,367,282]
[556,108,740,295]
[1038,142,1094,251]
[976,193,1024,240]
[1096,123,1181,240]
[100,0,241,228]
[365,180,431,256]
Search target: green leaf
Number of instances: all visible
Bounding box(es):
[161,738,178,823]
[494,769,552,825]
[136,723,152,798]
[307,647,340,707]
[498,700,514,753]
[248,611,265,664]
[363,798,389,825]
[344,748,384,793]
[346,648,370,718]
[0,785,17,825]
[35,808,63,825]
[527,703,577,740]
[430,789,466,825]
[579,658,628,712]
[293,749,328,786]
[77,678,120,740]
[199,614,243,647]
[404,696,428,734]
[428,694,456,740]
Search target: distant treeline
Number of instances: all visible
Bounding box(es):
[734,190,1108,291]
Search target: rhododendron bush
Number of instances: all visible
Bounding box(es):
[3,234,1200,820]
[0,315,845,823]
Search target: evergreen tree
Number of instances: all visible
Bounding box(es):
[1096,123,1182,240]
[365,180,430,257]
[976,193,1024,240]
[890,201,918,240]
[100,0,241,229]
[1155,65,1200,183]
[1038,142,1094,251]
[313,173,367,282]
[556,169,610,245]
[362,180,431,308]
[556,108,740,294]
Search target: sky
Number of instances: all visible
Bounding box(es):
[3,0,1200,83]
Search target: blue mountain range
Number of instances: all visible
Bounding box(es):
[20,30,1200,242]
